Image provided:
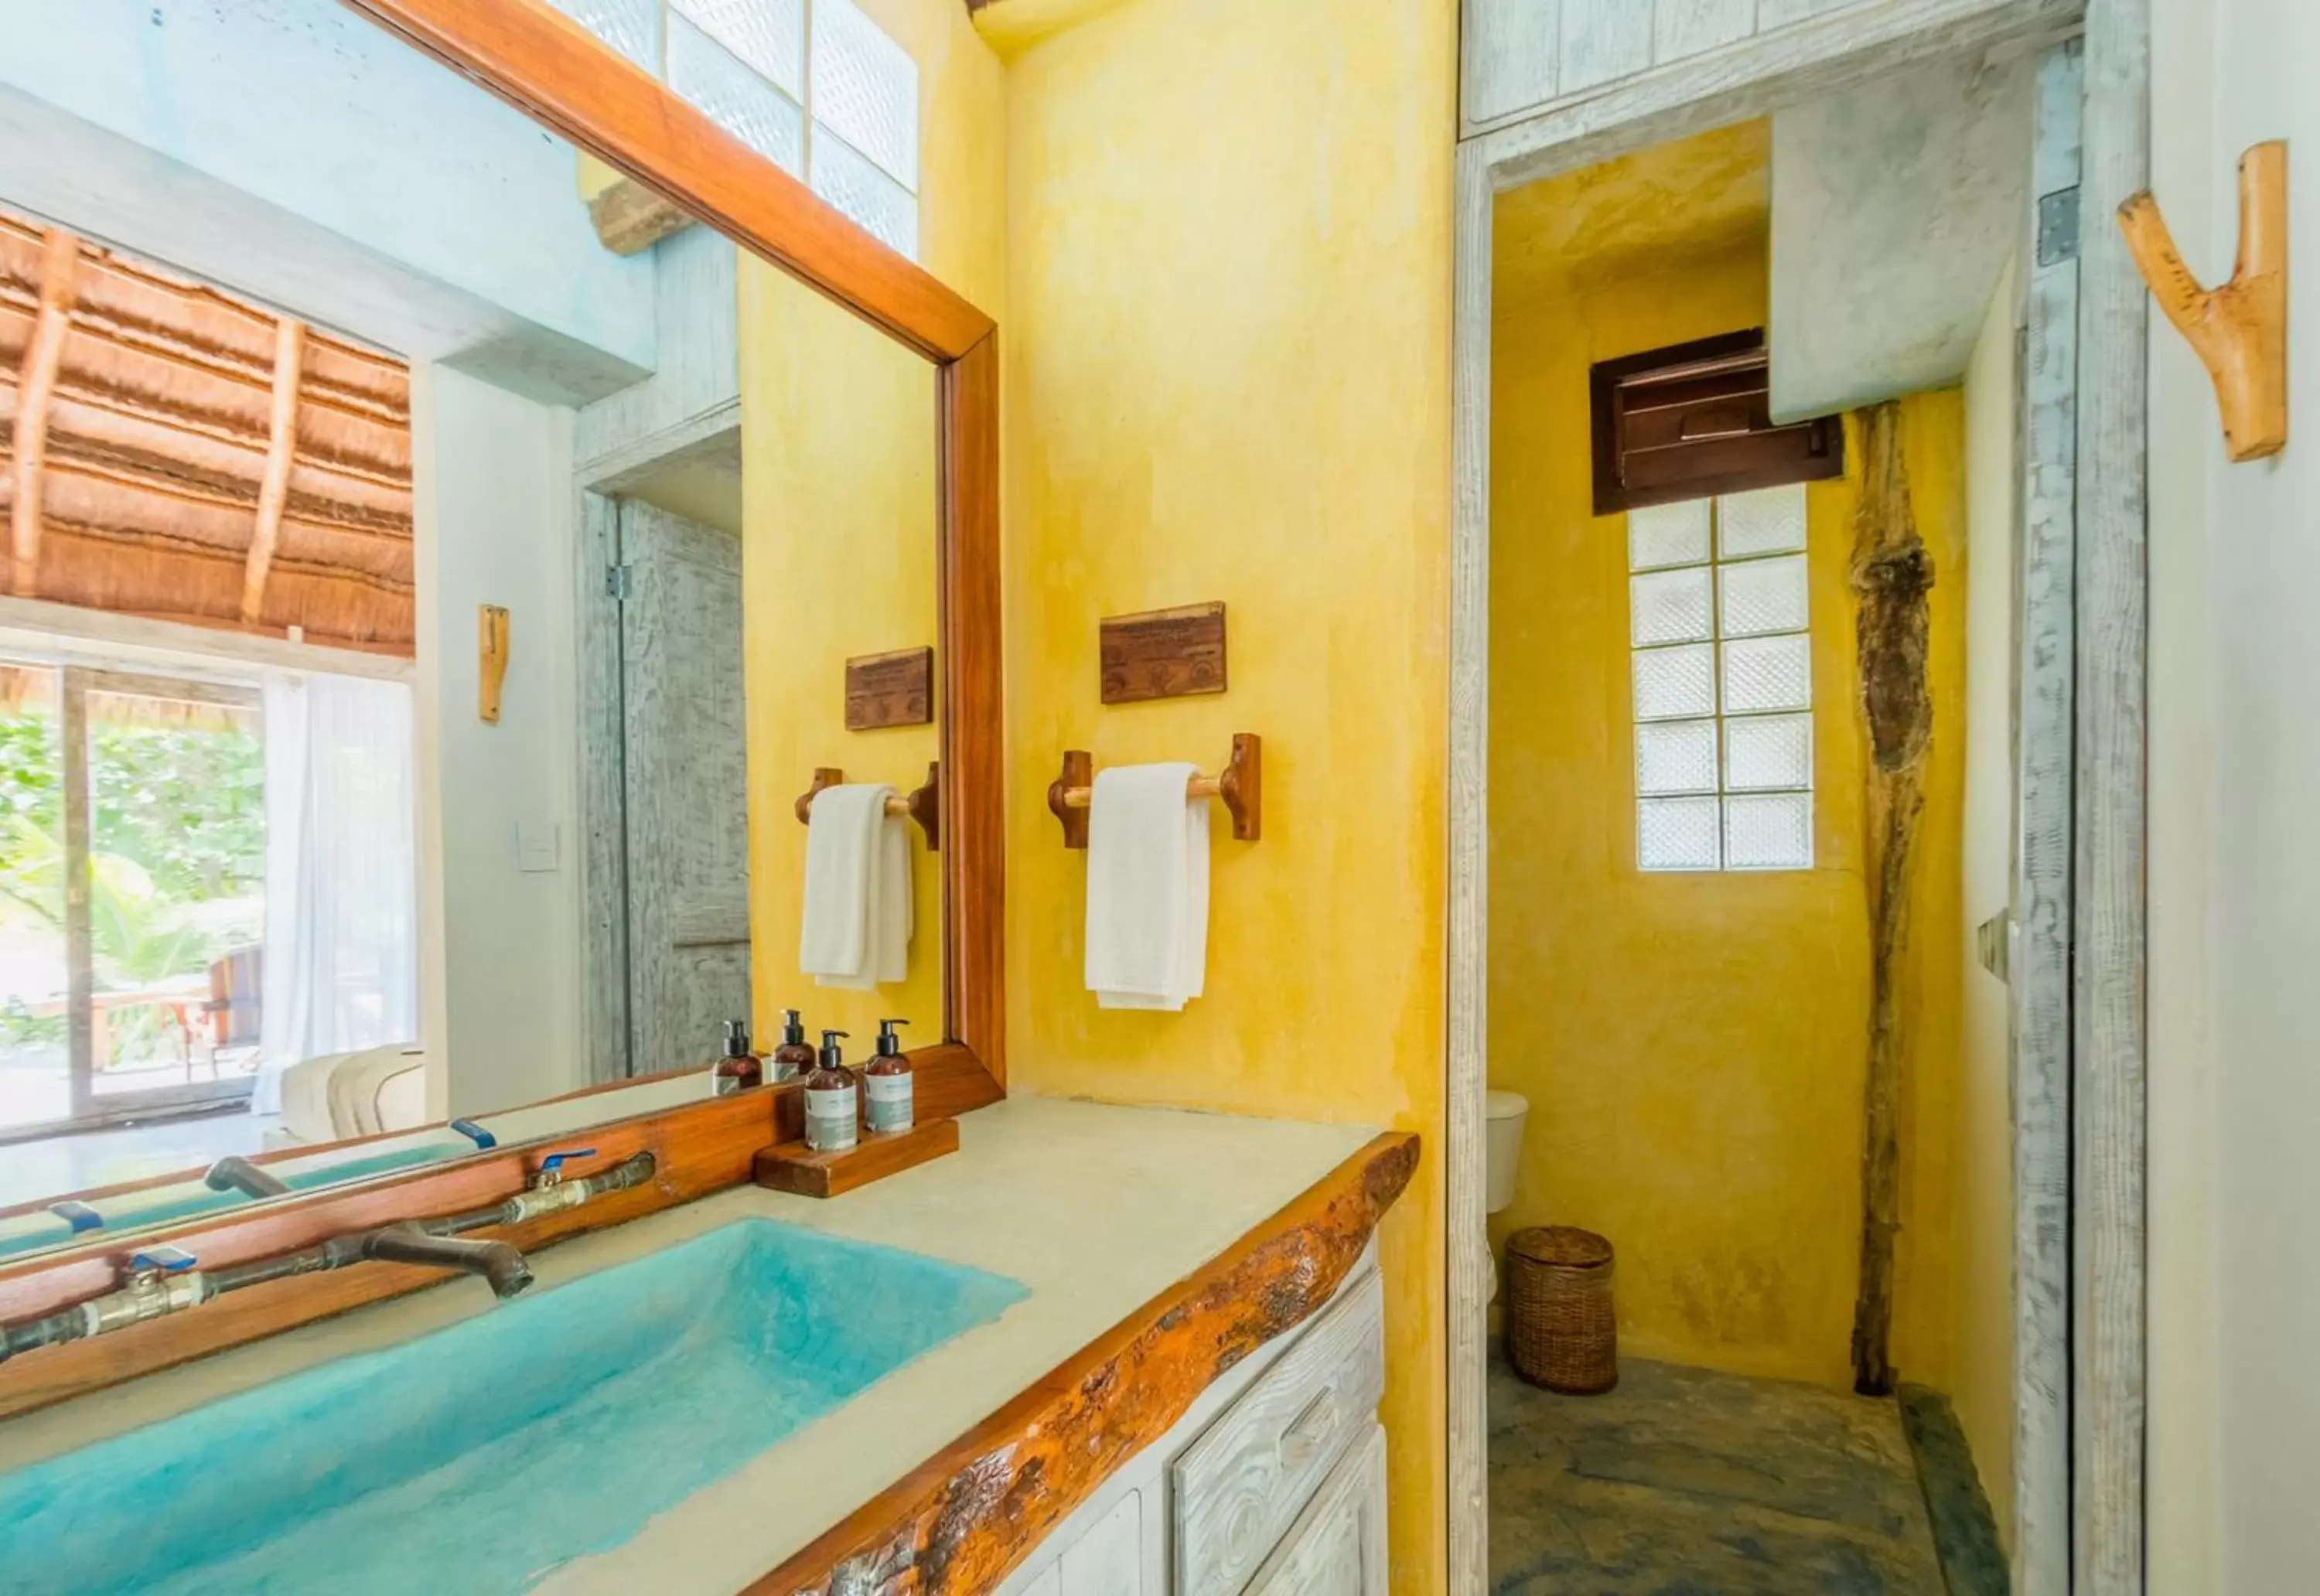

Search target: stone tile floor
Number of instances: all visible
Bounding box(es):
[1489,1352,1949,1595]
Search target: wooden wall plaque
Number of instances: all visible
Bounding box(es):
[1100,601,1227,704]
[845,646,934,730]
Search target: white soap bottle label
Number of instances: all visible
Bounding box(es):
[804,1083,858,1152]
[865,1073,913,1135]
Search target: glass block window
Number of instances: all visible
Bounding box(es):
[1629,483,1814,872]
[547,0,920,258]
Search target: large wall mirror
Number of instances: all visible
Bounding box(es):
[0,0,1001,1278]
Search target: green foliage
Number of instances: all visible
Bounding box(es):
[0,704,265,994]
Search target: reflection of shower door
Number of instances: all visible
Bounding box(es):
[616,500,751,1077]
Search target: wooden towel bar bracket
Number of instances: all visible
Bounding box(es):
[795,761,940,851]
[1046,733,1262,849]
[2118,139,2289,462]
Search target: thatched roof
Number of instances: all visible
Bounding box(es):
[0,206,413,656]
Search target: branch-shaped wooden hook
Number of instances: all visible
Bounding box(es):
[2117,139,2288,462]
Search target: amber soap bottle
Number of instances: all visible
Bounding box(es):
[863,1018,913,1136]
[714,1019,762,1095]
[769,1008,816,1083]
[803,1030,858,1154]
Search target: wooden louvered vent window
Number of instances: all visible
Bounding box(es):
[0,206,413,655]
[1591,329,1844,516]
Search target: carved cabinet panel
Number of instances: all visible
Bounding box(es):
[1170,1267,1385,1596]
[1244,1422,1389,1596]
[992,1252,1385,1596]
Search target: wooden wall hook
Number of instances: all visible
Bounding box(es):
[795,763,941,851]
[1047,734,1264,849]
[478,605,510,724]
[2118,139,2289,462]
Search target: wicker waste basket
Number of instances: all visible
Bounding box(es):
[1505,1225,1617,1394]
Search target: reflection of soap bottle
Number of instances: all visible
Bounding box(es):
[803,1030,858,1154]
[769,1008,815,1084]
[864,1019,913,1136]
[715,1020,763,1095]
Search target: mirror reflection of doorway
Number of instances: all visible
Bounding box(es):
[613,493,750,1079]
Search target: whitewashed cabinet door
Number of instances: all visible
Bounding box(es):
[1058,1489,1142,1596]
[1242,1423,1388,1596]
[618,499,750,1076]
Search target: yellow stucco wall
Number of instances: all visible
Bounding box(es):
[1488,206,1967,1390]
[1001,0,1455,1588]
[736,0,1451,1583]
[740,0,1005,1043]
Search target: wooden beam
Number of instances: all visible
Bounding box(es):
[586,174,695,255]
[240,317,307,624]
[10,229,80,598]
[1847,401,1934,1397]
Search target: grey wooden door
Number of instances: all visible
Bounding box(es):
[618,499,749,1077]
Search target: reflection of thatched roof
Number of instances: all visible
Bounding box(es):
[0,663,258,735]
[0,206,412,656]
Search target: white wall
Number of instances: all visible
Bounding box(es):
[0,0,653,402]
[2146,0,2314,1584]
[1953,251,2019,1548]
[410,365,589,1119]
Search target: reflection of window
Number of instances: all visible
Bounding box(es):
[1629,483,1814,873]
[551,0,921,258]
[0,660,267,1132]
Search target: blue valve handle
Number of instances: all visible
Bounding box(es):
[538,1148,597,1178]
[49,1199,103,1234]
[131,1245,197,1273]
[450,1117,496,1150]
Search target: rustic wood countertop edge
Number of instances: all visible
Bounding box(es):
[749,1128,1421,1596]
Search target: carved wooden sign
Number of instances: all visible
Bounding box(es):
[845,646,934,730]
[1100,601,1227,704]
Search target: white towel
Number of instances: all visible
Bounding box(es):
[800,783,913,989]
[1085,762,1209,1011]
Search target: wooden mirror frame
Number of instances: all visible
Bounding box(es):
[343,0,1005,1113]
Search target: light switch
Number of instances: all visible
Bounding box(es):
[517,818,561,874]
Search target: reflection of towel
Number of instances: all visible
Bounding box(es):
[1085,762,1209,1011]
[800,784,913,989]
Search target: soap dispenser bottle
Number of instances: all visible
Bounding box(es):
[803,1030,858,1154]
[769,1008,816,1084]
[714,1020,762,1095]
[863,1019,913,1136]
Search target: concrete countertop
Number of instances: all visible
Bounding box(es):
[0,1096,1377,1593]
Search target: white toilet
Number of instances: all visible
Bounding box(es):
[1482,1089,1530,1298]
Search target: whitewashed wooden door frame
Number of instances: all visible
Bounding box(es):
[572,398,742,1083]
[1445,2,2148,1593]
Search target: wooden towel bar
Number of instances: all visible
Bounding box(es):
[1046,733,1261,849]
[795,761,940,851]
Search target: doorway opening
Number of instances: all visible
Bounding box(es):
[577,408,752,1085]
[1453,33,2100,1593]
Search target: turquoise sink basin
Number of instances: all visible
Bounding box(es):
[0,1219,1028,1594]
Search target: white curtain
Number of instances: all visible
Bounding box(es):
[251,674,420,1114]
